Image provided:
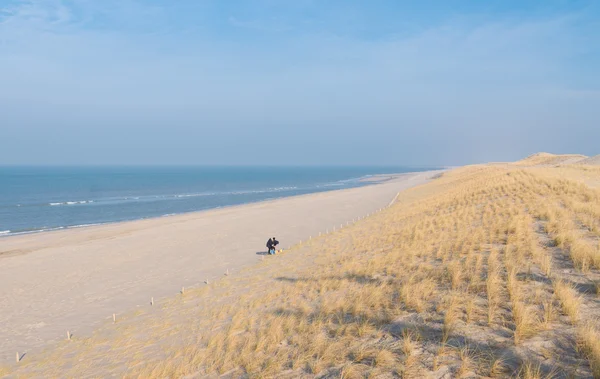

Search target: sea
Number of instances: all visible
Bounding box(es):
[0,166,434,237]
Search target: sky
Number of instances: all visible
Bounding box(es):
[0,0,599,166]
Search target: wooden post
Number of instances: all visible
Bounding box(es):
[225,269,229,276]
[67,331,71,340]
[16,352,19,363]
[151,297,154,306]
[113,313,116,323]
[181,287,185,294]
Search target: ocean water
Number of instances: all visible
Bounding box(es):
[0,166,432,236]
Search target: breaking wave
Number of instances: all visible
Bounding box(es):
[49,200,94,206]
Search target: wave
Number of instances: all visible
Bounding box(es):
[0,222,112,237]
[49,200,94,206]
[6,178,370,211]
[69,223,105,229]
[40,187,301,208]
[318,176,363,187]
[5,226,66,236]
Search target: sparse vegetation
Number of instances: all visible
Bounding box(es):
[554,280,582,324]
[578,323,600,378]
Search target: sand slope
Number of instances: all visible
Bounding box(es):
[577,154,600,166]
[516,152,588,166]
[0,170,441,363]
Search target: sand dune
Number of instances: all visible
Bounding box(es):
[578,154,600,166]
[516,152,588,166]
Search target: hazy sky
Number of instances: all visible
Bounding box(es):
[1,0,599,166]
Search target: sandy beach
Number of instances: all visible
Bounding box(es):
[0,170,441,363]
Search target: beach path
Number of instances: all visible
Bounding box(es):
[0,170,441,362]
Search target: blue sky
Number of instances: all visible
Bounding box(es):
[1,0,599,166]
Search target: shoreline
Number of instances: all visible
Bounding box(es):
[0,171,424,244]
[0,169,443,363]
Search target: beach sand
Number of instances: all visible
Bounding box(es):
[0,170,441,363]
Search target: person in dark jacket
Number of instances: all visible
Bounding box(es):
[266,237,279,255]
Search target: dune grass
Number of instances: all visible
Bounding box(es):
[577,323,600,378]
[553,280,582,324]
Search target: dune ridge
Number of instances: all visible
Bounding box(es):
[578,155,600,166]
[516,152,589,166]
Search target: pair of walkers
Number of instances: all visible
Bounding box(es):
[266,237,279,255]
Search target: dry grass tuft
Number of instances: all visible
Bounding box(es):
[486,264,502,325]
[488,353,509,378]
[513,301,540,344]
[577,323,600,378]
[401,329,417,360]
[465,296,477,324]
[441,296,460,344]
[374,348,396,368]
[553,280,582,324]
[339,363,368,379]
[517,359,556,379]
[541,299,556,329]
[457,345,477,377]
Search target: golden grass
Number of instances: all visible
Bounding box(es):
[512,301,540,344]
[517,360,556,379]
[7,159,600,378]
[489,355,509,377]
[577,323,600,378]
[457,345,476,377]
[465,296,477,324]
[541,299,556,329]
[553,280,582,324]
[441,296,460,344]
